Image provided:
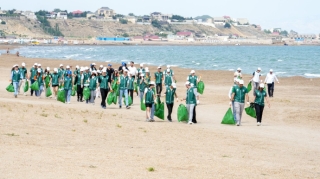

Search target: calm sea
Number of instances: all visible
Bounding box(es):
[3,45,320,78]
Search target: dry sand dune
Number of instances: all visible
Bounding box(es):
[0,52,320,178]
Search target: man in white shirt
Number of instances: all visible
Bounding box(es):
[229,79,239,122]
[251,67,262,93]
[234,68,242,82]
[127,61,137,79]
[264,69,279,97]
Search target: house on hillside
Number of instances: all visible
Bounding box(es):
[96,7,115,17]
[13,10,23,15]
[273,28,282,33]
[56,12,68,19]
[0,10,7,15]
[21,11,37,20]
[125,16,136,24]
[237,18,249,25]
[72,10,83,16]
[46,12,56,19]
[86,11,96,19]
[177,31,193,38]
[150,12,172,21]
[213,17,226,24]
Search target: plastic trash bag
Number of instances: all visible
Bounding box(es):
[177,104,188,122]
[113,92,117,105]
[6,83,14,92]
[123,96,133,106]
[83,87,90,100]
[247,81,252,93]
[140,98,146,111]
[71,85,76,96]
[245,104,256,118]
[46,87,52,97]
[221,108,235,125]
[45,76,50,88]
[155,102,165,120]
[155,97,161,111]
[24,81,29,92]
[134,82,138,92]
[197,81,205,94]
[107,92,114,105]
[57,87,65,103]
[31,81,39,91]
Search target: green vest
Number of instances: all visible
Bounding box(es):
[12,70,21,82]
[188,75,198,87]
[145,88,155,104]
[165,87,176,104]
[73,69,79,75]
[145,76,150,85]
[119,75,128,90]
[99,75,109,89]
[30,67,37,80]
[76,74,83,85]
[128,77,134,90]
[83,72,90,83]
[139,80,147,92]
[232,86,248,103]
[50,73,59,86]
[155,72,163,84]
[36,74,44,86]
[64,76,72,90]
[254,89,267,106]
[138,68,145,75]
[20,67,27,79]
[58,68,65,78]
[164,74,173,86]
[89,76,97,90]
[64,70,71,77]
[186,87,196,104]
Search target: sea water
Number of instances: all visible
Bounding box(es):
[4,45,320,78]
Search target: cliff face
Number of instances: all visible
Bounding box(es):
[0,18,268,39]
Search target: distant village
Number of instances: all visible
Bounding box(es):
[0,7,319,45]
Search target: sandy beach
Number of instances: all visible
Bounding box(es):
[0,45,320,178]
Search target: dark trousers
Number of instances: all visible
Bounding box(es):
[254,104,264,123]
[100,88,109,107]
[77,85,83,101]
[192,106,197,123]
[30,79,35,96]
[156,83,162,95]
[128,89,134,103]
[166,103,174,120]
[267,83,274,97]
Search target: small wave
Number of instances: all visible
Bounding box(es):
[228,69,234,71]
[278,60,283,62]
[196,63,200,65]
[276,72,287,74]
[168,65,179,67]
[213,65,218,67]
[304,73,320,77]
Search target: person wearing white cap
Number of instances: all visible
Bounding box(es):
[98,69,112,109]
[58,64,65,85]
[64,65,71,77]
[139,73,147,101]
[63,70,73,104]
[90,63,97,72]
[264,69,280,97]
[74,67,84,102]
[99,65,104,71]
[229,79,240,122]
[87,71,99,105]
[137,63,145,76]
[187,70,201,88]
[164,83,179,122]
[29,63,38,96]
[50,68,60,100]
[155,66,164,96]
[234,68,243,82]
[118,70,130,109]
[252,83,270,126]
[83,67,91,86]
[18,62,28,95]
[37,64,43,74]
[163,69,174,88]
[128,61,137,79]
[43,67,52,98]
[35,68,45,98]
[181,81,199,125]
[11,64,22,98]
[73,65,80,75]
[127,72,135,103]
[251,67,262,92]
[144,81,157,122]
[144,69,151,84]
[231,80,250,126]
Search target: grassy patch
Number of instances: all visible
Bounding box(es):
[27,104,33,107]
[143,130,147,133]
[40,113,48,117]
[8,108,12,111]
[89,165,97,168]
[54,114,61,118]
[147,167,155,172]
[84,119,88,123]
[222,155,230,158]
[117,124,122,128]
[4,133,19,136]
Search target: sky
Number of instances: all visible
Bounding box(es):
[1,0,320,34]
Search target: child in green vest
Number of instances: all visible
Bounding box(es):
[35,68,44,98]
[164,83,179,122]
[88,71,98,105]
[139,74,147,101]
[63,71,73,104]
[187,70,201,87]
[117,70,130,109]
[144,81,157,122]
[11,64,22,98]
[50,68,60,100]
[181,82,200,125]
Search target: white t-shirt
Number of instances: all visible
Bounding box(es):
[128,66,137,76]
[252,71,261,82]
[264,73,279,84]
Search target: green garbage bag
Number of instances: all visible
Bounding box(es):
[245,104,256,118]
[30,81,39,91]
[112,81,118,92]
[57,87,65,103]
[247,81,252,93]
[123,96,133,106]
[45,76,50,88]
[177,104,188,122]
[107,92,115,105]
[197,81,205,94]
[71,85,76,96]
[221,108,235,125]
[155,102,165,120]
[74,85,77,92]
[83,87,90,100]
[46,87,52,97]
[24,81,29,92]
[155,97,161,111]
[117,88,120,97]
[140,98,146,111]
[6,83,14,92]
[112,92,118,105]
[134,82,138,92]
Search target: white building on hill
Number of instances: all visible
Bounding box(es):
[22,11,37,20]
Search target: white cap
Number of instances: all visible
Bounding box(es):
[85,67,89,70]
[14,64,18,67]
[140,74,144,77]
[38,64,41,66]
[257,67,261,71]
[237,68,241,71]
[124,69,128,72]
[60,64,63,67]
[100,65,103,68]
[37,69,41,72]
[259,83,265,88]
[167,65,171,68]
[149,81,155,85]
[239,80,244,85]
[22,62,26,66]
[34,63,38,66]
[91,71,97,74]
[92,63,96,65]
[54,68,58,72]
[66,65,70,68]
[190,70,195,74]
[157,66,161,69]
[47,67,50,70]
[80,68,84,72]
[172,83,177,88]
[102,69,106,73]
[76,65,79,68]
[140,64,143,67]
[185,81,190,85]
[235,78,240,83]
[270,69,273,72]
[167,69,170,72]
[145,69,149,72]
[97,70,101,73]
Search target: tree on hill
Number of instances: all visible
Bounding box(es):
[128,13,135,16]
[54,9,61,12]
[280,30,288,36]
[171,15,185,21]
[224,22,231,29]
[194,15,212,21]
[151,20,161,28]
[264,29,271,34]
[119,18,128,24]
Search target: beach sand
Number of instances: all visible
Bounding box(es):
[0,51,320,178]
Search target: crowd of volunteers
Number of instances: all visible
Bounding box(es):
[8,61,201,125]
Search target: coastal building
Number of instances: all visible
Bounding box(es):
[176,31,193,38]
[21,11,37,20]
[96,37,130,41]
[213,17,226,24]
[273,28,282,32]
[125,16,136,24]
[56,12,68,19]
[150,12,172,21]
[72,10,83,16]
[86,12,96,19]
[237,18,249,25]
[96,7,115,17]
